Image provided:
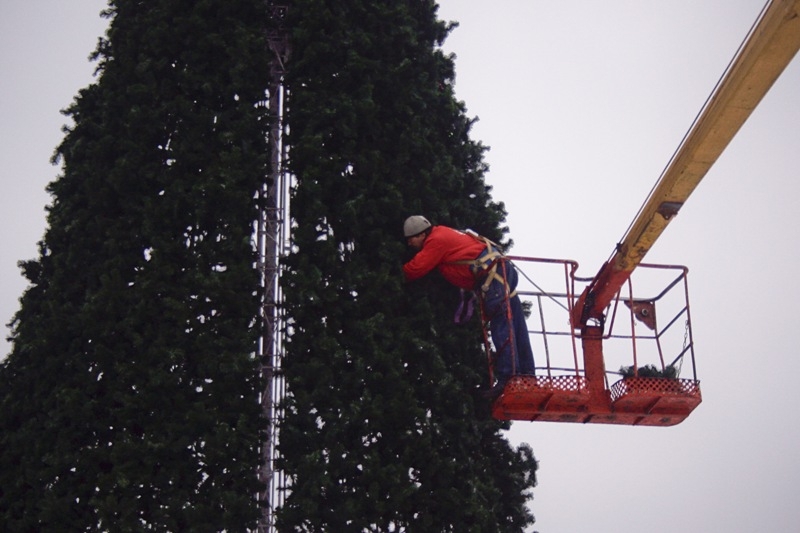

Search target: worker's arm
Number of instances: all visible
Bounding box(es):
[403,247,443,281]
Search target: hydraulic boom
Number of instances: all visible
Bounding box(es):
[572,0,800,329]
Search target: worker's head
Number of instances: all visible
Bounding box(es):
[403,215,432,250]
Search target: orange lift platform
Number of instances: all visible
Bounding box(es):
[485,0,800,426]
[487,257,701,427]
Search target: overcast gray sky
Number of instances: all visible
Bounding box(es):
[1,0,108,354]
[2,2,799,532]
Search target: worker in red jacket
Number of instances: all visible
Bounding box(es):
[402,215,535,397]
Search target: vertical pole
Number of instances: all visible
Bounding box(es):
[258,4,290,532]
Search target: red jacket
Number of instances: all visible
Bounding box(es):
[403,226,486,289]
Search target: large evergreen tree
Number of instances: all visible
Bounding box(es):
[278,1,538,531]
[0,1,271,530]
[1,1,538,531]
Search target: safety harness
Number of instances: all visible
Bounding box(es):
[452,229,516,296]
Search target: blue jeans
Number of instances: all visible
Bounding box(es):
[480,259,536,384]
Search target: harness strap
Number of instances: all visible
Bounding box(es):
[479,259,517,298]
[449,230,517,297]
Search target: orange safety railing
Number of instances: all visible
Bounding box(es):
[488,257,701,426]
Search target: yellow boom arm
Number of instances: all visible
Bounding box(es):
[573,0,800,327]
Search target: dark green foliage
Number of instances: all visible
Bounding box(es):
[0,0,270,530]
[278,1,537,531]
[619,364,679,379]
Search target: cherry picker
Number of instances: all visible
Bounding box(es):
[487,0,800,425]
